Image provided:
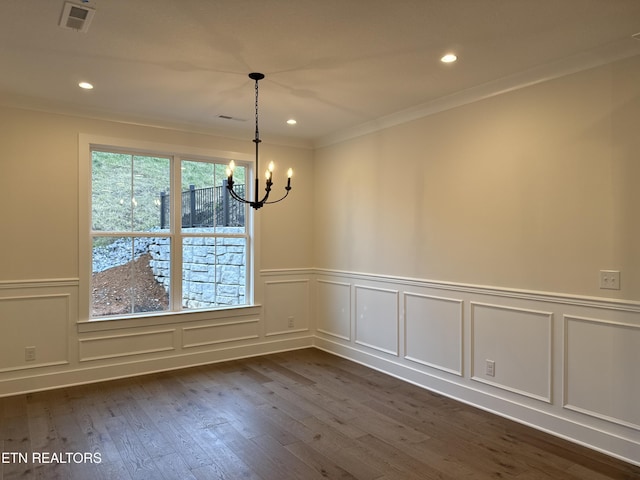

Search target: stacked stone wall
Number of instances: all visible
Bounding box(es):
[148,228,246,308]
[93,229,246,309]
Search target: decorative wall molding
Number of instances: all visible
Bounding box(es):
[1,270,638,466]
[470,302,553,403]
[264,278,311,336]
[316,279,351,340]
[182,318,260,348]
[311,268,640,467]
[404,292,463,376]
[0,291,73,373]
[354,285,399,356]
[314,268,640,312]
[79,329,176,362]
[0,278,79,290]
[563,314,640,431]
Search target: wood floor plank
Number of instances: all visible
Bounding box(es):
[285,440,360,480]
[187,423,261,480]
[152,452,198,480]
[211,422,297,480]
[104,415,165,480]
[1,348,638,480]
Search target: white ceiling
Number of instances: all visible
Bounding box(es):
[1,0,640,146]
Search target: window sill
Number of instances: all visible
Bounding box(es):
[77,305,262,333]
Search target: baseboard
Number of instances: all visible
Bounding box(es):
[313,336,640,467]
[0,336,313,398]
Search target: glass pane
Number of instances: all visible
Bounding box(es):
[91,152,171,232]
[91,152,133,231]
[180,160,245,233]
[91,236,170,317]
[133,155,171,232]
[224,163,246,231]
[182,236,246,309]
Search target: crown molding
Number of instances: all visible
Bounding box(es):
[315,39,640,148]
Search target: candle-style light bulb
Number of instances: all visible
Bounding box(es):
[225,167,232,178]
[228,160,235,173]
[286,168,293,189]
[268,161,275,172]
[265,169,271,180]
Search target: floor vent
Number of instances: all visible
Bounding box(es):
[59,2,95,33]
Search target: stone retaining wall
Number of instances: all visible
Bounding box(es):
[148,232,246,308]
[93,230,246,309]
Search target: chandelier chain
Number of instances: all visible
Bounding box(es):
[254,78,260,140]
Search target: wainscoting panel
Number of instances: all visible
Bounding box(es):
[182,318,260,348]
[316,279,351,340]
[79,329,176,362]
[0,294,70,371]
[404,292,463,375]
[564,315,640,430]
[264,279,310,336]
[313,270,640,465]
[355,285,399,355]
[471,302,553,402]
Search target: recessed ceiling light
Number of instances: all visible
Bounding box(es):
[286,119,297,125]
[440,53,457,63]
[78,81,94,90]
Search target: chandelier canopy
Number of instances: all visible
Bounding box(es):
[226,73,292,210]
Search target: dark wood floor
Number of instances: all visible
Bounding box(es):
[1,348,638,479]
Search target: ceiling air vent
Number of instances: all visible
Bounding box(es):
[217,115,247,122]
[59,2,95,33]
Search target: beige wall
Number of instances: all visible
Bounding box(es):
[0,107,314,281]
[314,55,640,301]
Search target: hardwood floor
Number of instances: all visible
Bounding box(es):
[1,348,638,479]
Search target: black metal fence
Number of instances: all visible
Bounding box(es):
[160,183,245,228]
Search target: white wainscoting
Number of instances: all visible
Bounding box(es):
[312,269,640,467]
[0,273,314,397]
[471,302,553,402]
[564,314,640,430]
[182,318,260,348]
[0,281,76,373]
[79,329,176,362]
[1,273,638,465]
[263,278,311,336]
[316,279,351,340]
[355,285,399,356]
[404,292,463,376]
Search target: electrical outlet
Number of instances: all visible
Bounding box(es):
[287,316,294,328]
[599,270,621,290]
[485,359,495,377]
[25,346,36,362]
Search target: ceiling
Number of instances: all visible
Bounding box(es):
[1,0,640,146]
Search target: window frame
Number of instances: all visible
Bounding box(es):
[78,135,259,326]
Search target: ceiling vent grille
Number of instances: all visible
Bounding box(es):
[217,115,247,122]
[59,2,95,33]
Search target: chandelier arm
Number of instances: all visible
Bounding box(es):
[263,188,291,205]
[254,179,272,205]
[226,185,251,205]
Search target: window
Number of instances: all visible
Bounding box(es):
[88,146,250,318]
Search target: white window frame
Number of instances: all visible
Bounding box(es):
[78,134,260,325]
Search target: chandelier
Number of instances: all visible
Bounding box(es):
[226,72,293,210]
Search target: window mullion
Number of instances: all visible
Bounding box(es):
[171,155,183,311]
